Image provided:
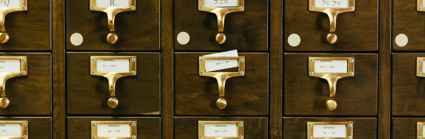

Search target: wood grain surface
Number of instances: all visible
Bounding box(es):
[174,52,269,116]
[174,117,268,139]
[65,0,159,51]
[284,53,378,116]
[174,0,268,51]
[66,52,160,115]
[284,0,378,51]
[67,117,160,139]
[392,117,424,139]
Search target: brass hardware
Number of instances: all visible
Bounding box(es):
[198,121,244,139]
[308,57,355,111]
[419,0,425,11]
[0,56,27,109]
[417,57,425,77]
[309,0,355,44]
[90,56,137,108]
[198,0,244,44]
[0,0,27,43]
[418,122,425,139]
[91,121,137,139]
[307,121,353,139]
[0,120,28,139]
[90,0,136,44]
[199,56,245,109]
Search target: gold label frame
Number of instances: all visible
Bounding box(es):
[90,56,137,77]
[417,57,425,77]
[198,121,244,139]
[91,121,137,139]
[308,57,355,78]
[307,121,353,139]
[0,120,28,139]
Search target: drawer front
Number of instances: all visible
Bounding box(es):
[67,117,160,139]
[174,0,268,51]
[174,52,269,116]
[66,53,160,115]
[393,0,425,50]
[174,117,268,139]
[283,117,376,139]
[0,117,52,139]
[284,53,378,116]
[392,118,425,139]
[0,0,50,51]
[392,53,425,116]
[0,53,51,115]
[284,0,378,51]
[65,0,159,51]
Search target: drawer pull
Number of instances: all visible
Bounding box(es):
[199,56,245,109]
[0,56,27,108]
[90,56,137,109]
[309,57,355,111]
[198,0,244,44]
[90,0,136,44]
[0,0,28,43]
[309,0,355,44]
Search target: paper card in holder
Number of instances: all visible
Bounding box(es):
[198,121,244,139]
[0,120,28,139]
[307,121,353,139]
[91,121,137,139]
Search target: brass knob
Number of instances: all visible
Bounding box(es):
[326,99,337,111]
[216,33,226,44]
[216,98,227,109]
[0,97,9,108]
[326,33,337,44]
[107,97,119,108]
[107,33,118,44]
[0,33,9,43]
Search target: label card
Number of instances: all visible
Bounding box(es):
[314,0,349,8]
[312,125,346,138]
[0,59,20,72]
[97,124,131,137]
[0,124,21,137]
[204,0,238,7]
[96,59,130,72]
[422,61,425,73]
[203,50,238,72]
[314,60,348,73]
[96,0,130,8]
[0,1,21,8]
[204,124,238,137]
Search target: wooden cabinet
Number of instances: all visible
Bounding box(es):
[393,0,425,50]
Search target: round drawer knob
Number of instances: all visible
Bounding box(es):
[0,97,9,108]
[326,33,337,44]
[326,99,337,111]
[107,33,118,44]
[216,33,226,44]
[216,98,227,109]
[107,97,119,108]
[0,32,9,44]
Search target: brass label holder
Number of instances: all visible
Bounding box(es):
[418,0,425,11]
[417,57,425,77]
[198,121,244,139]
[90,0,136,44]
[307,121,353,139]
[309,0,355,44]
[418,122,425,139]
[91,121,137,139]
[0,120,28,139]
[198,0,244,44]
[90,56,137,108]
[199,56,245,109]
[0,56,27,108]
[308,57,355,111]
[0,0,27,43]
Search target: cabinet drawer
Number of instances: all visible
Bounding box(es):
[66,52,160,115]
[67,117,160,139]
[392,118,425,139]
[65,0,159,50]
[175,52,268,116]
[174,0,268,51]
[0,53,51,115]
[284,53,378,116]
[283,117,376,139]
[284,0,377,51]
[175,117,268,139]
[393,0,425,50]
[0,117,52,139]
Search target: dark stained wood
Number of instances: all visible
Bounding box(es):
[0,0,50,51]
[174,117,268,138]
[391,53,425,116]
[65,0,160,51]
[284,0,378,51]
[67,117,160,139]
[174,0,268,51]
[284,53,378,116]
[283,117,376,139]
[378,0,391,138]
[392,118,424,139]
[66,53,160,115]
[392,0,425,51]
[0,53,51,115]
[174,52,269,115]
[269,0,282,138]
[0,117,52,139]
[160,0,174,138]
